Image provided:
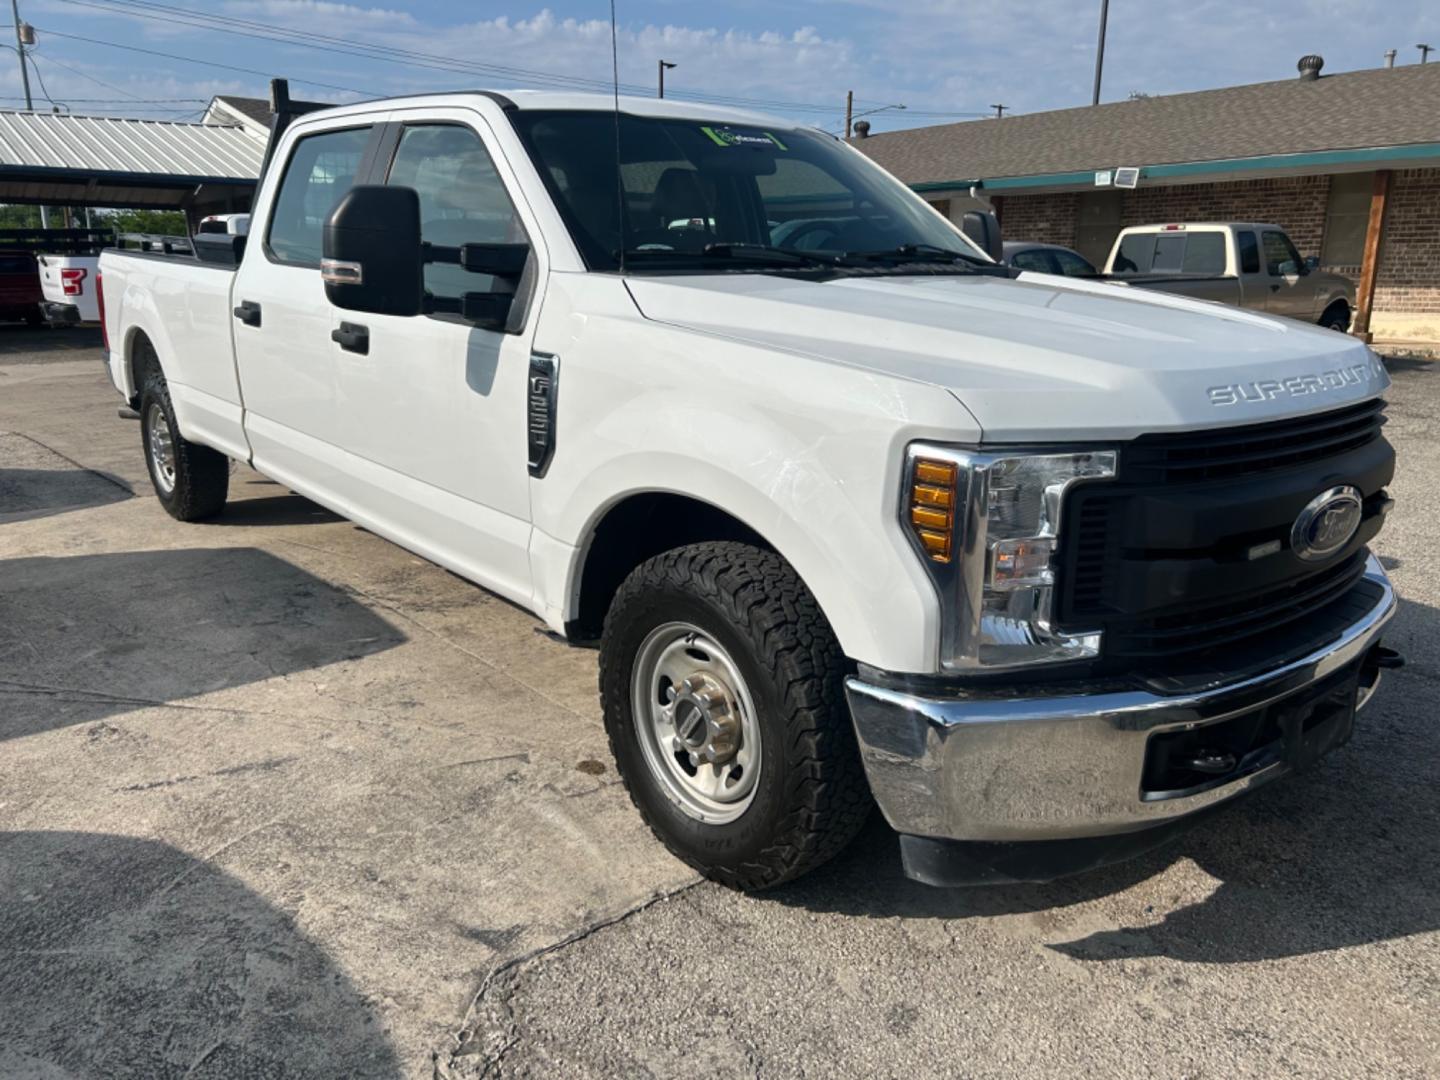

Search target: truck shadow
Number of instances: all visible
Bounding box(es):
[0,466,132,524]
[210,489,344,527]
[0,829,403,1079]
[771,594,1438,965]
[0,547,404,741]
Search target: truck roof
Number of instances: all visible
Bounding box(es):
[1116,222,1284,233]
[305,89,800,132]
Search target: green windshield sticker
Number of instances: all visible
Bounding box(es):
[700,126,788,151]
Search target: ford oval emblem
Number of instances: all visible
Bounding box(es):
[1291,485,1364,562]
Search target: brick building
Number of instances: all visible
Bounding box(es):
[854,60,1440,343]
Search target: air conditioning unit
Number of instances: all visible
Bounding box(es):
[1114,167,1141,189]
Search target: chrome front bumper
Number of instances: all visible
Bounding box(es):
[845,555,1396,843]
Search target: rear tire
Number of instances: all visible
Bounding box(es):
[138,363,229,521]
[1320,301,1351,332]
[599,541,872,890]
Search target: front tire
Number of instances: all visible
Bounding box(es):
[600,542,872,890]
[139,365,229,521]
[1320,301,1351,332]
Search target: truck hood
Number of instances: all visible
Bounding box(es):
[625,271,1388,441]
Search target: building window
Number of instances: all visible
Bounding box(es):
[1321,172,1373,267]
[927,199,952,219]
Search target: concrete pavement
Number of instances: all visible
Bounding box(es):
[1,324,1437,1079]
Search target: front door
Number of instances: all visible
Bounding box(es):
[1261,229,1321,321]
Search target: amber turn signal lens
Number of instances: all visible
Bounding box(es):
[908,458,958,563]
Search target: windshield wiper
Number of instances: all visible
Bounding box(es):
[842,243,992,266]
[618,244,841,271]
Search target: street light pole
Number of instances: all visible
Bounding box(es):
[1091,0,1109,105]
[10,0,33,111]
[657,59,676,98]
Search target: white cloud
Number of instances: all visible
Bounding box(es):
[9,0,1434,130]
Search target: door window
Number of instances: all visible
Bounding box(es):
[266,126,373,266]
[1009,249,1056,273]
[1050,248,1097,277]
[1237,231,1261,274]
[1262,230,1302,276]
[385,124,526,303]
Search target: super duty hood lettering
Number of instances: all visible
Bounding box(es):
[1206,358,1386,407]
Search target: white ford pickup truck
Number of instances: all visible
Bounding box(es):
[99,91,1400,889]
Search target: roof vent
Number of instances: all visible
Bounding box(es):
[853,119,871,138]
[1298,54,1324,80]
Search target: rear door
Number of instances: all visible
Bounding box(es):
[233,119,387,461]
[1233,229,1269,310]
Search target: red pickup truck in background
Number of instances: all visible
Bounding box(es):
[0,250,44,325]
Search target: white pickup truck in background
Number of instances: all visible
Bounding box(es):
[1104,222,1356,331]
[38,252,101,324]
[99,90,1399,889]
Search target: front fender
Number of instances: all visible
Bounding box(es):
[529,354,975,673]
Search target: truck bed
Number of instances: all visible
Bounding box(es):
[99,247,248,462]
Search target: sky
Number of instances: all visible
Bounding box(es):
[0,1,1435,133]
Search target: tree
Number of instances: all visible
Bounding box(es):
[96,209,188,236]
[0,205,44,229]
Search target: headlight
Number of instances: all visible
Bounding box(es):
[903,444,1117,671]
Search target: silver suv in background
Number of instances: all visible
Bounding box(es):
[1104,222,1356,331]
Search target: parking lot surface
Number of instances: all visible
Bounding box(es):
[2,323,1437,1079]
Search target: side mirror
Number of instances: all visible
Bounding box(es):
[961,209,1003,262]
[323,185,424,317]
[1303,255,1320,274]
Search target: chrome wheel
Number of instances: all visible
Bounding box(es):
[630,622,762,824]
[145,401,176,495]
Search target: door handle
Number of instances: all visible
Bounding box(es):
[331,321,369,355]
[1270,283,1281,292]
[233,300,262,327]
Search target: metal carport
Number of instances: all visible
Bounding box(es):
[0,110,263,220]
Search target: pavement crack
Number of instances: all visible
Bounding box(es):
[149,819,286,905]
[435,878,702,1079]
[0,680,253,716]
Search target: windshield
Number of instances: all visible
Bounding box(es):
[509,110,985,272]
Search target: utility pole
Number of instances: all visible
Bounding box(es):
[11,2,46,227]
[1091,0,1109,105]
[991,103,1007,118]
[11,0,33,111]
[657,59,676,98]
[844,90,853,139]
[1419,44,1435,64]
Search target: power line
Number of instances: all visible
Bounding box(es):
[26,46,146,100]
[45,0,884,117]
[34,27,376,96]
[24,53,68,109]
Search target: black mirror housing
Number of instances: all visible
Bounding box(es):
[323,185,425,317]
[961,209,1003,262]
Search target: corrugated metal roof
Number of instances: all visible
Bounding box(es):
[0,111,264,181]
